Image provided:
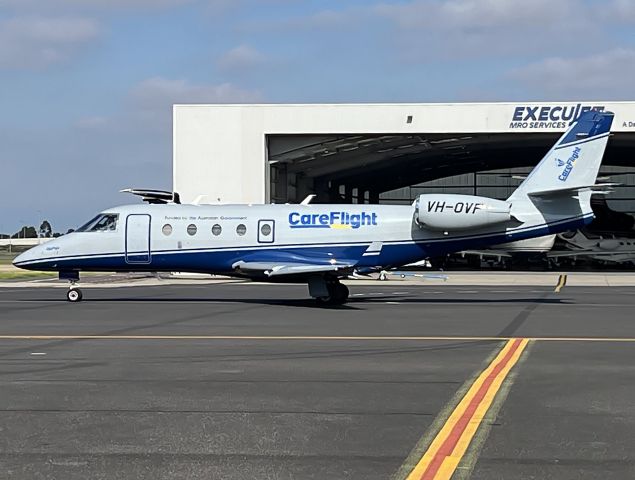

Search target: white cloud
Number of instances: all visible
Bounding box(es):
[602,0,635,23]
[0,0,195,11]
[132,76,263,107]
[374,0,579,29]
[371,0,594,59]
[75,115,109,129]
[71,77,263,135]
[217,45,266,71]
[508,48,635,99]
[128,77,263,131]
[0,16,100,69]
[281,9,350,29]
[239,7,356,34]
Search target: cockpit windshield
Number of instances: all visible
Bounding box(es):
[76,214,119,232]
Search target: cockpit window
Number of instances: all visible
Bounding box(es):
[77,214,119,232]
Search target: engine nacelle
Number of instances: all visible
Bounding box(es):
[416,194,512,231]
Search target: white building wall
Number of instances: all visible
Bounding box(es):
[173,102,635,205]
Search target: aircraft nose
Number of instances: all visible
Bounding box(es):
[12,245,45,270]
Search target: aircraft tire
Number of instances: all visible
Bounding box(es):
[315,282,349,306]
[316,296,331,305]
[67,288,83,302]
[333,283,349,304]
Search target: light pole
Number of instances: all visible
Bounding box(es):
[36,210,42,243]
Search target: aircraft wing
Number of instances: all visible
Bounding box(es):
[232,260,355,277]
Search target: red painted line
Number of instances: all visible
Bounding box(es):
[420,338,523,480]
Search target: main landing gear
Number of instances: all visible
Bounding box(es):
[60,271,83,303]
[309,277,350,306]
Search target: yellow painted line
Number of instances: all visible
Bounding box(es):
[405,338,529,480]
[554,274,568,293]
[0,335,633,342]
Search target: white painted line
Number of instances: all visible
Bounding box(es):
[385,301,401,305]
[29,352,47,356]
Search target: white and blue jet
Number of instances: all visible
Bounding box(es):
[14,111,614,304]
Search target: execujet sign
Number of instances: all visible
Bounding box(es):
[509,104,605,130]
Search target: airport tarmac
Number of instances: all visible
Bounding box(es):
[0,283,634,479]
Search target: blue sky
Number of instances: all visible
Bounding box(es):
[1,0,634,233]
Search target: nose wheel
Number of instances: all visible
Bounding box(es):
[60,272,83,302]
[67,286,83,302]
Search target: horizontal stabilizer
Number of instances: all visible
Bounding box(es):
[548,249,635,258]
[528,183,619,197]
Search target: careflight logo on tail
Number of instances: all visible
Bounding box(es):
[557,146,581,182]
[289,211,378,229]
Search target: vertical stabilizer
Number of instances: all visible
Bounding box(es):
[507,110,614,201]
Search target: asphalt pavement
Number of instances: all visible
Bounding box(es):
[0,283,634,479]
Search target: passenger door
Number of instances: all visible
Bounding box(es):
[257,219,275,243]
[125,214,151,264]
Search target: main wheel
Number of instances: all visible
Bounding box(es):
[67,288,83,303]
[333,283,349,304]
[316,295,332,305]
[316,282,349,306]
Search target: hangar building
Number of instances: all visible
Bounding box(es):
[173,102,635,214]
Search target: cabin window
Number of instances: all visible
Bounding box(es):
[77,214,119,232]
[187,224,197,236]
[162,224,172,236]
[260,224,271,236]
[236,224,246,236]
[212,224,222,236]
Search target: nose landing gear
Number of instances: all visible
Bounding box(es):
[60,271,83,303]
[67,287,83,302]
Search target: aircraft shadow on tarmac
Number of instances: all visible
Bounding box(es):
[29,295,570,310]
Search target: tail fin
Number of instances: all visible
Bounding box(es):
[507,110,614,201]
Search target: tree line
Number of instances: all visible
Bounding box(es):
[0,221,74,239]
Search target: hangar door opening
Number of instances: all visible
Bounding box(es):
[266,132,553,205]
[267,132,635,211]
